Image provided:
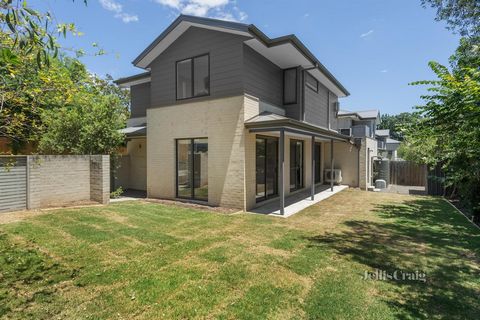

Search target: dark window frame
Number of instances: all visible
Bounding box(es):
[283,67,298,105]
[175,53,210,101]
[289,139,304,191]
[255,135,279,203]
[175,137,208,201]
[305,72,319,93]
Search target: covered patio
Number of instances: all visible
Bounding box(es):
[250,184,348,217]
[245,112,354,216]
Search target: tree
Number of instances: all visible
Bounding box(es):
[1,0,86,67]
[1,0,126,155]
[378,113,418,141]
[39,94,128,155]
[403,62,480,220]
[421,0,480,37]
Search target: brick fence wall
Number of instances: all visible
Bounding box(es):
[27,155,110,209]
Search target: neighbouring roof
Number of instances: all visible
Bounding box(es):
[115,72,151,87]
[119,125,146,137]
[245,112,351,142]
[338,109,380,120]
[376,129,390,137]
[118,15,349,97]
[386,138,401,144]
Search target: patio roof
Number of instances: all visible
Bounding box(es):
[119,125,146,137]
[245,112,352,142]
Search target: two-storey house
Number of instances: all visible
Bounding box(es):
[115,15,376,214]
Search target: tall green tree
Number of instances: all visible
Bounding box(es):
[1,0,127,155]
[421,0,480,37]
[403,62,480,219]
[378,113,418,141]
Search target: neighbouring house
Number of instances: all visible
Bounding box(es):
[336,109,381,139]
[114,15,378,214]
[375,129,401,160]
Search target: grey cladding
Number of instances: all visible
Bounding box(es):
[130,83,150,118]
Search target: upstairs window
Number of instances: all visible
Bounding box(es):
[305,72,319,92]
[176,54,210,100]
[283,68,297,104]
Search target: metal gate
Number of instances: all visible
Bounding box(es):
[0,156,27,213]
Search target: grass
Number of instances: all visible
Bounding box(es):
[0,189,479,319]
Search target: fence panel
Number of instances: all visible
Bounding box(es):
[389,161,426,186]
[0,156,27,213]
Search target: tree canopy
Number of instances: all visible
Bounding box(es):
[1,0,128,155]
[378,113,419,141]
[421,0,480,37]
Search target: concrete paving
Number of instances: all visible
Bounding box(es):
[380,184,426,195]
[250,185,349,218]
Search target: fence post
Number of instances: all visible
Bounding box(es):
[26,156,30,210]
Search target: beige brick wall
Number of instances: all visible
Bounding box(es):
[90,155,110,204]
[324,141,359,187]
[147,95,247,209]
[127,138,147,191]
[358,137,378,189]
[28,155,110,209]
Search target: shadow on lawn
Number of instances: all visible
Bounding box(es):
[306,199,480,319]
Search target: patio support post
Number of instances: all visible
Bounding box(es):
[279,129,285,215]
[330,139,334,192]
[311,135,315,200]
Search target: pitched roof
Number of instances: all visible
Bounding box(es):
[114,72,151,87]
[124,15,349,97]
[386,138,401,144]
[376,129,390,137]
[338,109,380,120]
[245,112,351,142]
[245,112,289,123]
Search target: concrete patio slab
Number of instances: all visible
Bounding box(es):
[250,185,348,218]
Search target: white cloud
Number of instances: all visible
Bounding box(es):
[116,12,139,23]
[155,0,247,22]
[381,69,388,73]
[99,0,138,23]
[360,29,374,38]
[304,13,309,18]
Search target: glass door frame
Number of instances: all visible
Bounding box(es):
[255,135,279,203]
[290,139,304,192]
[175,137,208,201]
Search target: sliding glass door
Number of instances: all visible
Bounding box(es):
[290,140,304,191]
[256,136,278,202]
[176,138,208,201]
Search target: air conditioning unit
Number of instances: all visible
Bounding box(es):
[333,102,340,115]
[339,128,352,136]
[325,169,342,184]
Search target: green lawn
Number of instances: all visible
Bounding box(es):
[1,189,479,319]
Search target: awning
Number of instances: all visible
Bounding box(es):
[119,125,146,137]
[245,112,352,143]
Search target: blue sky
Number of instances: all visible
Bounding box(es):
[31,0,459,115]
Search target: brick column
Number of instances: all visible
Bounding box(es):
[90,155,110,204]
